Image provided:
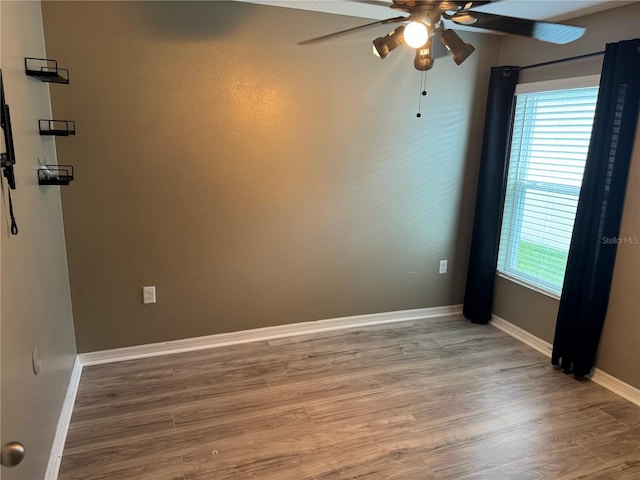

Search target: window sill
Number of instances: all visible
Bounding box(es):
[496,272,561,301]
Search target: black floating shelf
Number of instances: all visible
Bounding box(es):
[39,119,76,136]
[38,165,74,186]
[25,57,69,84]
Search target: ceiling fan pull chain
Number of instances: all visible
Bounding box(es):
[416,70,427,118]
[421,68,428,95]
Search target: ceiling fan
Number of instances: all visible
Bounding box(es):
[298,1,586,71]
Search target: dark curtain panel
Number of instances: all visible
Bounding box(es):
[463,66,519,324]
[552,39,640,377]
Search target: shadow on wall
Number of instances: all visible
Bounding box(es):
[131,0,248,39]
[128,0,392,48]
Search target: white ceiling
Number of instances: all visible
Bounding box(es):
[237,0,624,24]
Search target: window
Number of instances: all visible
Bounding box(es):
[497,76,600,297]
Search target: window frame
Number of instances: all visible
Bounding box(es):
[497,75,600,299]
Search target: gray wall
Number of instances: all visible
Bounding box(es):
[0,2,77,479]
[41,1,499,352]
[494,3,640,388]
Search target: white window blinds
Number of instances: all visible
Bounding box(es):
[497,77,599,297]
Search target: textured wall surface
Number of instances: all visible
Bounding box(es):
[42,1,498,352]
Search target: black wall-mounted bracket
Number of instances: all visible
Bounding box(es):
[25,57,69,84]
[38,165,74,186]
[39,119,76,136]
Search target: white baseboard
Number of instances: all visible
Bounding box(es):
[490,314,640,407]
[45,356,83,480]
[490,314,553,358]
[79,305,463,366]
[590,368,640,407]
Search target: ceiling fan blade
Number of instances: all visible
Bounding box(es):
[458,1,495,7]
[447,11,585,44]
[348,0,395,7]
[297,16,407,45]
[349,0,495,6]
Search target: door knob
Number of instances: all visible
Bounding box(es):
[1,442,26,468]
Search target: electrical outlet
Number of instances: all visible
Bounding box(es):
[142,286,156,304]
[439,260,448,274]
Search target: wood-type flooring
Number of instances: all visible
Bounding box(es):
[58,316,640,479]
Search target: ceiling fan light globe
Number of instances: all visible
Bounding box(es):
[440,29,476,65]
[404,21,429,49]
[372,26,405,60]
[414,55,434,71]
[414,38,434,71]
[373,40,389,59]
[453,43,475,65]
